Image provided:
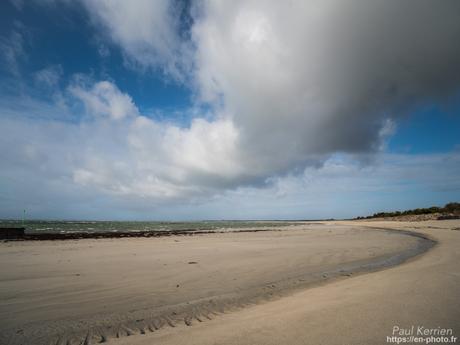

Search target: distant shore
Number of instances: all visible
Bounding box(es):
[354,202,460,221]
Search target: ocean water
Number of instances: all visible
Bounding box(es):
[0,220,301,234]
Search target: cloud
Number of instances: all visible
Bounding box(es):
[0,24,27,76]
[224,152,460,220]
[1,79,244,200]
[8,0,24,11]
[69,80,140,120]
[1,106,458,220]
[2,78,458,212]
[192,0,460,175]
[34,65,63,88]
[74,0,460,180]
[79,0,192,80]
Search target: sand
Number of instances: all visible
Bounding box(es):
[0,221,457,345]
[110,220,460,345]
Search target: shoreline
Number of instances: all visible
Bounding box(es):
[2,228,286,241]
[1,224,317,241]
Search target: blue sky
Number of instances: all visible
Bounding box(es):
[0,0,459,220]
[0,1,192,115]
[388,104,460,154]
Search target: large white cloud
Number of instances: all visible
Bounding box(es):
[0,77,241,203]
[52,76,270,198]
[76,0,460,180]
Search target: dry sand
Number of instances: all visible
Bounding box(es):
[0,221,456,345]
[110,220,460,345]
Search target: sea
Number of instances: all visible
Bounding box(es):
[0,220,302,234]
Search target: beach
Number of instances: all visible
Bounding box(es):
[0,221,458,345]
[2,1,459,344]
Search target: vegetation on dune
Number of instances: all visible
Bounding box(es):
[356,202,460,219]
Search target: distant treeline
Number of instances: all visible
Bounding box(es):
[356,202,460,219]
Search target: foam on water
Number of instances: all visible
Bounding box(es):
[0,220,302,234]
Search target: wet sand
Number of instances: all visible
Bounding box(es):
[0,222,442,345]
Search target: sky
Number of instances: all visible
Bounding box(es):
[0,0,459,221]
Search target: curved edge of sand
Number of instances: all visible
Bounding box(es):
[109,220,459,345]
[23,226,434,345]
